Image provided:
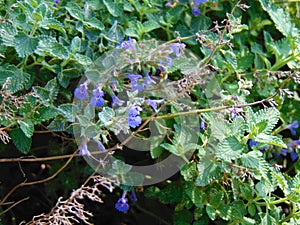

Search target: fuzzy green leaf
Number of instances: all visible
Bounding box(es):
[195,157,222,187]
[14,32,39,57]
[103,0,123,17]
[39,18,66,34]
[10,128,32,154]
[215,136,244,162]
[18,120,34,138]
[35,37,69,59]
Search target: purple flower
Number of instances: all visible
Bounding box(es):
[128,106,143,117]
[116,38,135,51]
[95,139,105,152]
[128,115,142,128]
[89,86,105,107]
[287,140,300,162]
[273,149,288,159]
[290,150,298,162]
[54,0,59,4]
[115,192,129,213]
[249,139,258,148]
[126,74,143,92]
[285,120,298,136]
[128,106,143,128]
[131,190,137,202]
[192,7,200,16]
[111,95,124,107]
[145,99,164,112]
[200,117,206,131]
[144,73,156,87]
[169,43,186,59]
[191,0,206,16]
[74,83,89,100]
[110,81,119,92]
[78,141,90,156]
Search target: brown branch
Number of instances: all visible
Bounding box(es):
[0,197,30,216]
[0,151,78,207]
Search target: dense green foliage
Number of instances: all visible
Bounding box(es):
[0,0,300,224]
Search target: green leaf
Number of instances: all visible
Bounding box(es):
[73,53,92,66]
[215,136,244,162]
[14,32,38,57]
[0,65,31,93]
[18,120,34,138]
[184,182,203,208]
[98,107,115,126]
[259,0,299,37]
[181,162,197,182]
[195,157,222,187]
[142,20,160,33]
[65,2,84,21]
[83,18,105,30]
[32,106,58,124]
[47,117,68,131]
[58,103,78,122]
[33,78,59,105]
[109,160,132,175]
[35,37,69,59]
[259,213,277,225]
[240,151,262,169]
[39,18,66,34]
[103,0,123,17]
[255,133,287,148]
[71,36,81,53]
[10,128,32,154]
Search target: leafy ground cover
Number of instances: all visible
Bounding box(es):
[0,0,300,224]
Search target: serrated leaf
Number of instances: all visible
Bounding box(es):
[32,106,58,124]
[73,53,92,66]
[181,163,197,182]
[103,0,123,17]
[255,133,287,148]
[83,18,105,30]
[240,151,262,169]
[39,18,65,34]
[259,0,299,37]
[215,136,244,162]
[98,107,115,126]
[47,117,68,131]
[66,2,84,21]
[18,120,34,138]
[10,128,32,154]
[142,20,160,32]
[109,160,132,175]
[184,182,203,208]
[14,32,38,57]
[35,38,69,59]
[195,157,222,187]
[58,103,78,122]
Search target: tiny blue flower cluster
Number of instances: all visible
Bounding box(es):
[191,0,207,17]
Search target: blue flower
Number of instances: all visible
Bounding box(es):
[128,106,143,117]
[54,0,59,4]
[74,83,89,100]
[145,99,164,112]
[131,190,137,202]
[126,74,143,92]
[285,120,298,136]
[169,43,186,59]
[115,192,129,213]
[116,38,135,51]
[273,148,288,159]
[128,106,143,128]
[89,86,105,107]
[249,139,258,148]
[78,141,90,156]
[128,115,142,128]
[111,95,124,107]
[192,7,200,16]
[287,140,300,162]
[191,0,206,16]
[95,139,105,152]
[200,117,206,131]
[144,72,156,87]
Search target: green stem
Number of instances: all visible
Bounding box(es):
[255,197,288,206]
[270,51,300,71]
